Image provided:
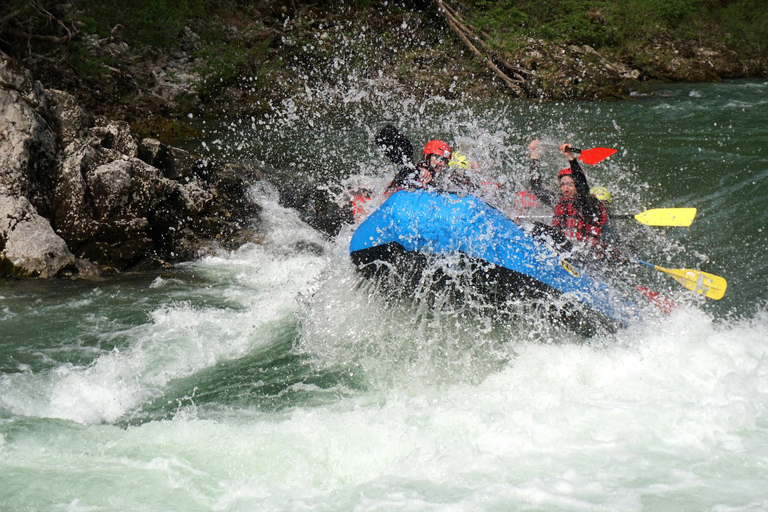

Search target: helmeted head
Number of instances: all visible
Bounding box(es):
[557,168,576,199]
[590,186,612,203]
[448,152,470,171]
[422,139,452,163]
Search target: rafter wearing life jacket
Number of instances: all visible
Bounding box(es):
[385,139,452,196]
[552,159,608,247]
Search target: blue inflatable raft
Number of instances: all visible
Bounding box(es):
[349,190,638,335]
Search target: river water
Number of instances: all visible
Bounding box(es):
[2,79,767,511]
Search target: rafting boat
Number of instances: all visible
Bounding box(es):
[349,189,640,335]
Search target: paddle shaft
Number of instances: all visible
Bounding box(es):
[517,208,692,227]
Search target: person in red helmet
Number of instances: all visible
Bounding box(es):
[524,140,619,262]
[385,138,452,196]
[552,143,608,250]
[420,139,452,180]
[550,143,630,266]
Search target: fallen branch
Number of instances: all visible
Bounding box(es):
[0,10,22,27]
[441,0,531,81]
[1,27,73,44]
[434,0,527,96]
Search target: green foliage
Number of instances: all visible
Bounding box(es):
[645,0,702,27]
[194,42,250,96]
[459,0,767,55]
[67,41,114,80]
[77,0,237,48]
[719,0,768,52]
[462,0,612,48]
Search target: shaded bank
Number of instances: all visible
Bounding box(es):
[1,1,766,135]
[0,53,262,278]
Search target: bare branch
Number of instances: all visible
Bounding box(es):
[2,26,72,44]
[0,11,22,27]
[441,0,531,79]
[434,0,527,96]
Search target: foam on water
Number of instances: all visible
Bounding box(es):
[2,304,767,510]
[1,41,767,507]
[0,184,330,425]
[2,220,767,510]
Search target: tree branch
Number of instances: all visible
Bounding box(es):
[434,0,527,96]
[441,0,532,80]
[1,26,72,44]
[0,11,22,27]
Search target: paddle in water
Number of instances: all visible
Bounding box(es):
[633,259,727,300]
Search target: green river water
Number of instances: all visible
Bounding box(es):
[1,79,767,511]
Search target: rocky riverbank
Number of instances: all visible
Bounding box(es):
[0,52,264,278]
[1,0,765,279]
[1,46,351,279]
[19,2,764,131]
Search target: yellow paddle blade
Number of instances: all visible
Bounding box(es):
[654,265,728,300]
[634,208,697,227]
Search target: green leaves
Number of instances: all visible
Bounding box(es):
[457,0,767,53]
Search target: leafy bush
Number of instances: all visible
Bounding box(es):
[720,0,768,52]
[457,0,767,59]
[78,0,237,47]
[461,0,612,48]
[194,43,249,96]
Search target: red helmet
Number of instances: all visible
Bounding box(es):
[423,139,452,161]
[558,167,573,179]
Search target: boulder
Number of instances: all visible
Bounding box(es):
[45,89,93,146]
[90,117,140,158]
[0,195,75,277]
[0,81,57,213]
[0,52,265,278]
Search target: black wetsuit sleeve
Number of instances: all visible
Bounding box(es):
[529,159,556,207]
[569,159,601,219]
[387,164,418,190]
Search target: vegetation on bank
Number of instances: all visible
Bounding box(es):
[457,0,767,74]
[1,0,766,139]
[461,0,767,54]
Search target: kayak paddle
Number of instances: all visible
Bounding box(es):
[517,207,696,227]
[375,124,414,165]
[634,259,727,300]
[570,147,618,165]
[613,207,697,227]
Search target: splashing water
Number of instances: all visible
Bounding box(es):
[1,25,767,509]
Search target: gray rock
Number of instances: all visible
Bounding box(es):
[45,89,93,146]
[0,52,265,278]
[0,86,57,208]
[90,118,139,158]
[0,195,74,277]
[0,56,47,108]
[87,160,134,218]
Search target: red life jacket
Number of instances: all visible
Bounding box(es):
[552,197,607,246]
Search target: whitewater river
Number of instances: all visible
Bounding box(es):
[2,79,767,511]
